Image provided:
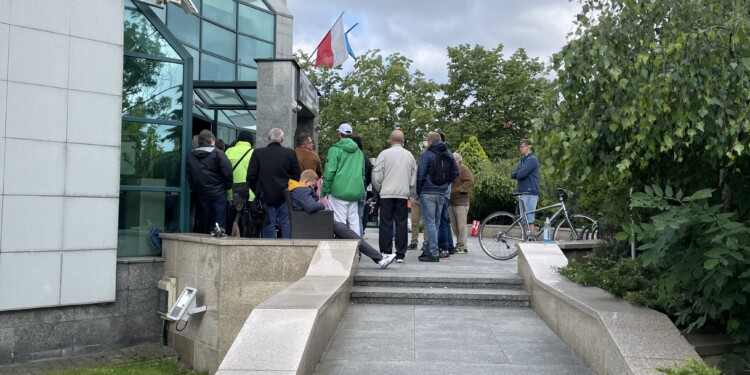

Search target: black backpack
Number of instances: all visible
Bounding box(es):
[429,150,454,185]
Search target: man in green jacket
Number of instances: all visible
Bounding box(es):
[322,123,366,234]
[225,131,255,236]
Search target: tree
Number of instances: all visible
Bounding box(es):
[441,45,551,160]
[455,135,489,170]
[535,0,750,222]
[538,0,750,368]
[296,50,441,160]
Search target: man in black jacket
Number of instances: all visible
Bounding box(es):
[187,130,233,234]
[247,128,301,238]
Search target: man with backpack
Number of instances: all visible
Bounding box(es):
[416,131,459,262]
[225,131,256,237]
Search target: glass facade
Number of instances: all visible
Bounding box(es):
[118,0,276,257]
[120,1,189,257]
[163,0,276,82]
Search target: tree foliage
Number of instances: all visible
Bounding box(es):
[442,45,551,160]
[455,135,489,170]
[296,50,441,160]
[535,0,750,222]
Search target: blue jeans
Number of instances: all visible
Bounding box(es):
[199,194,228,233]
[520,194,539,224]
[262,202,291,239]
[420,194,444,257]
[438,197,454,251]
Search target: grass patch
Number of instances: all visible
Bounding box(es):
[43,359,206,375]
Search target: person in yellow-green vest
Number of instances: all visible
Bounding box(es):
[226,131,255,236]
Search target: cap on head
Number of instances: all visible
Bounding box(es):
[337,123,353,135]
[237,130,253,143]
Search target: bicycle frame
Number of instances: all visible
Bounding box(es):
[514,196,570,240]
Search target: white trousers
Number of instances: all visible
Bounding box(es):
[327,196,360,234]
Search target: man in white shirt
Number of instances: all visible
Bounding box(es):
[372,130,417,263]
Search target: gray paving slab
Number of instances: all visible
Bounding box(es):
[316,304,594,375]
[314,234,594,374]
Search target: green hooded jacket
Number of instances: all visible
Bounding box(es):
[321,138,366,201]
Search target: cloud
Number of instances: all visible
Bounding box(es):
[287,0,581,82]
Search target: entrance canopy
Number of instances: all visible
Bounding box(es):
[193,81,258,132]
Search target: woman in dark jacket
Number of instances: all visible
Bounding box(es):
[187,130,233,233]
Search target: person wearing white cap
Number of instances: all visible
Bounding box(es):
[321,123,366,234]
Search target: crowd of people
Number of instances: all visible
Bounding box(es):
[187,124,539,269]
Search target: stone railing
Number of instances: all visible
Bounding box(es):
[517,243,700,375]
[161,234,356,374]
[215,240,357,375]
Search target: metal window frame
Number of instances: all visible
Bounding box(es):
[130,0,194,235]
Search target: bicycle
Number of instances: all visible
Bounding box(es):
[478,188,598,260]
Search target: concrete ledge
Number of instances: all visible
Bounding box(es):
[216,240,358,375]
[556,240,604,264]
[517,243,700,375]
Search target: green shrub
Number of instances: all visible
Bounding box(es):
[467,158,516,221]
[618,186,750,370]
[655,358,721,375]
[455,135,489,170]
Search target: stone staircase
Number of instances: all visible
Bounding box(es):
[351,273,530,306]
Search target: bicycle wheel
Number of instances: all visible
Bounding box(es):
[479,211,525,260]
[553,214,598,241]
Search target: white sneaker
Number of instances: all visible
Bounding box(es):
[378,254,396,269]
[396,259,404,263]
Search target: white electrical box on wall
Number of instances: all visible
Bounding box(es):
[157,276,177,316]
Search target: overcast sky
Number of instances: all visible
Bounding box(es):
[287,0,583,83]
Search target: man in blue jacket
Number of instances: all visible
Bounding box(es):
[416,132,459,262]
[511,139,540,235]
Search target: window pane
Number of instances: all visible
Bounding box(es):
[118,191,180,257]
[202,21,236,60]
[203,0,236,30]
[167,3,199,48]
[153,5,166,22]
[240,0,269,11]
[237,35,273,67]
[185,46,199,79]
[201,53,235,80]
[124,7,179,58]
[238,65,257,81]
[238,4,274,42]
[122,57,184,120]
[120,122,183,187]
[217,126,237,144]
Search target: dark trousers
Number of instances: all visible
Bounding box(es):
[199,195,228,233]
[334,221,382,263]
[378,198,408,259]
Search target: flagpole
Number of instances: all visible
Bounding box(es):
[346,23,358,34]
[304,11,345,67]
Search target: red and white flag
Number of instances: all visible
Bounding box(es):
[315,15,349,68]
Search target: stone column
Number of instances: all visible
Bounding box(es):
[256,59,320,150]
[256,59,298,148]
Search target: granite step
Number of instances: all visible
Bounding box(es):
[350,286,530,307]
[354,272,524,289]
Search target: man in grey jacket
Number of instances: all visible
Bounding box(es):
[372,130,417,262]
